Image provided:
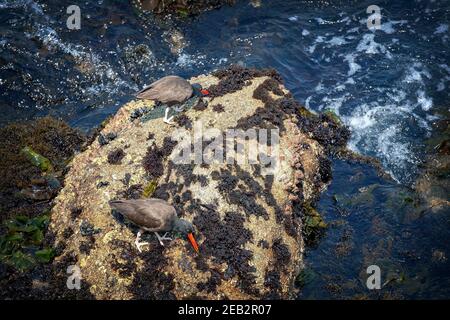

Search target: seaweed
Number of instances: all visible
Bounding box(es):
[193,99,208,111]
[175,113,192,129]
[79,220,101,236]
[193,208,258,295]
[197,269,222,294]
[0,117,85,223]
[272,238,291,265]
[142,180,158,198]
[79,239,94,255]
[212,104,225,113]
[264,269,281,292]
[207,65,282,98]
[142,138,176,180]
[130,244,175,299]
[140,0,236,16]
[107,148,125,164]
[257,239,269,249]
[97,132,117,146]
[119,184,144,200]
[0,214,55,271]
[96,181,110,188]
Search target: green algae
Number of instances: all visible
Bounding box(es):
[21,146,53,172]
[142,180,158,198]
[302,202,328,244]
[323,109,342,124]
[295,268,316,289]
[0,214,55,271]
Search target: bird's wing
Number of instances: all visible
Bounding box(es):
[110,199,176,231]
[110,200,162,230]
[136,76,193,104]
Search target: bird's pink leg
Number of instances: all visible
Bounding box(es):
[154,232,172,246]
[135,229,149,253]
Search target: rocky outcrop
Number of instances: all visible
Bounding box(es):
[47,66,349,299]
[136,0,236,16]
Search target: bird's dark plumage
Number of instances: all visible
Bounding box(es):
[109,198,177,232]
[136,75,194,105]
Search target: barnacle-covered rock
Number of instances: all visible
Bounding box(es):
[48,66,350,299]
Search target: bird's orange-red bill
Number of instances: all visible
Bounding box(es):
[200,89,209,96]
[187,233,199,253]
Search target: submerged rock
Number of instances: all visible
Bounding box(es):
[48,66,349,299]
[137,0,236,16]
[0,117,86,222]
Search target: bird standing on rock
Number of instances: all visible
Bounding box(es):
[109,198,199,253]
[136,75,209,125]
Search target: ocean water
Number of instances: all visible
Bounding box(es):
[1,0,449,298]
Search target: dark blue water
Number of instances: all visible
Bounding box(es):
[300,160,450,299]
[1,0,449,298]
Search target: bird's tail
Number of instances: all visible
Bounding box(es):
[135,84,153,99]
[109,200,126,210]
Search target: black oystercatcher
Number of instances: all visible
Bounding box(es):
[109,198,199,253]
[136,75,209,124]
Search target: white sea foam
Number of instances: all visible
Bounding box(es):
[380,20,408,34]
[356,34,392,59]
[305,96,312,108]
[0,0,44,15]
[327,36,347,46]
[321,95,347,114]
[315,18,327,25]
[439,64,450,73]
[314,81,324,92]
[344,102,420,182]
[434,24,448,34]
[344,54,361,76]
[176,53,194,66]
[403,63,432,83]
[416,90,433,111]
[302,29,310,36]
[347,104,377,129]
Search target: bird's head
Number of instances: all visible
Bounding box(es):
[173,219,199,253]
[173,218,195,234]
[192,83,209,97]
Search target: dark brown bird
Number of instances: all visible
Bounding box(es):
[110,198,199,253]
[136,75,209,124]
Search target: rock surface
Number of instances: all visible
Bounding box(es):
[48,66,349,299]
[137,0,235,16]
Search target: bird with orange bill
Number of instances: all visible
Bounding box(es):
[109,198,199,253]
